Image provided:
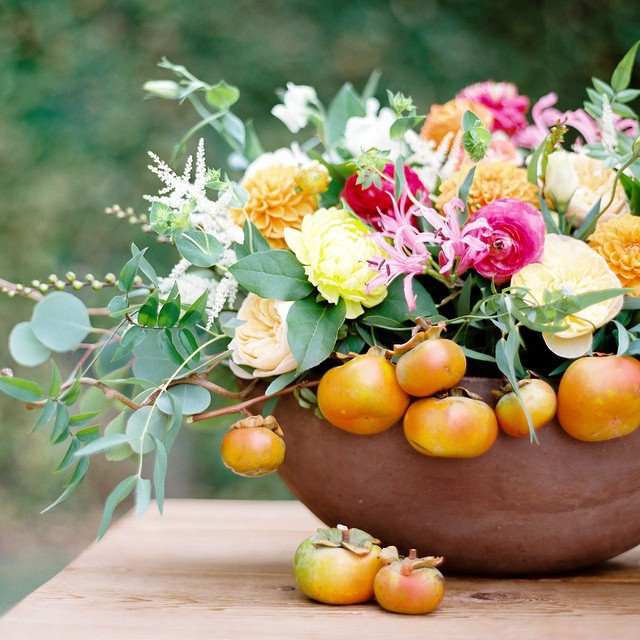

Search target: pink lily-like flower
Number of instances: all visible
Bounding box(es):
[512,92,638,149]
[419,198,493,277]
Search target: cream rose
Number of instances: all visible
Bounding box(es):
[565,153,630,224]
[229,294,296,377]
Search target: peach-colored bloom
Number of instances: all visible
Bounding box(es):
[421,98,494,147]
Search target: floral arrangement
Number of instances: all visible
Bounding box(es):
[2,43,640,536]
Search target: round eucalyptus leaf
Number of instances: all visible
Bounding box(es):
[9,322,51,367]
[132,333,191,385]
[31,292,91,352]
[105,412,134,462]
[157,384,211,416]
[125,406,167,454]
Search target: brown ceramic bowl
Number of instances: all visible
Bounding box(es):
[276,377,640,576]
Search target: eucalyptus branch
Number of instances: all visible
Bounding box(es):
[188,380,320,423]
[186,375,258,399]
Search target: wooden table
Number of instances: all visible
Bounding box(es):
[1,499,639,639]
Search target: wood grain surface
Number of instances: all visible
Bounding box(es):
[1,499,639,639]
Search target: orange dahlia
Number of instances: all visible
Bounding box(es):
[421,98,494,146]
[230,164,316,249]
[589,214,640,296]
[436,161,539,215]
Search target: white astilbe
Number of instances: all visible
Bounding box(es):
[404,129,453,194]
[206,272,238,329]
[599,94,617,159]
[159,270,217,307]
[143,138,244,247]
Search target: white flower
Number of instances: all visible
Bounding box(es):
[242,143,310,180]
[343,98,404,160]
[271,83,318,133]
[229,294,296,377]
[545,150,579,209]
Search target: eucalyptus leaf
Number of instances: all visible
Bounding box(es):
[175,229,224,267]
[41,458,89,514]
[135,477,152,518]
[158,296,181,328]
[156,384,211,415]
[126,406,168,454]
[152,435,168,514]
[118,248,147,292]
[112,325,147,362]
[137,293,159,327]
[97,475,138,539]
[30,292,91,352]
[104,412,135,462]
[265,370,298,396]
[0,376,42,402]
[33,399,56,432]
[179,291,209,327]
[9,322,51,367]
[132,333,191,384]
[611,39,640,92]
[48,361,62,397]
[229,250,314,300]
[131,243,158,286]
[75,433,131,457]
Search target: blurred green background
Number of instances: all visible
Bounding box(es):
[1,0,638,614]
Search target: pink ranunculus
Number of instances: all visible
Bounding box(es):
[341,163,428,230]
[457,81,530,136]
[466,198,545,284]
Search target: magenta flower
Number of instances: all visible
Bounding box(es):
[457,81,530,136]
[512,92,639,149]
[341,163,428,230]
[466,198,546,283]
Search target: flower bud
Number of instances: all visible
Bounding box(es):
[295,162,330,194]
[143,80,181,100]
[544,150,579,210]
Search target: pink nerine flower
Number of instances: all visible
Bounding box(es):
[457,81,529,136]
[512,92,639,149]
[467,198,546,284]
[341,163,428,230]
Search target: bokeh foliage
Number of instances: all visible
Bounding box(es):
[0,0,638,612]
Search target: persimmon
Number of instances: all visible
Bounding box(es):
[557,355,640,441]
[395,338,466,397]
[403,393,497,458]
[317,351,409,435]
[495,379,557,437]
[293,525,384,605]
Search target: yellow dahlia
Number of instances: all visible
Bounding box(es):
[436,161,539,215]
[589,214,640,296]
[421,98,494,146]
[230,164,316,249]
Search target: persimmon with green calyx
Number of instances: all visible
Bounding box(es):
[403,388,498,458]
[495,379,557,437]
[220,415,285,477]
[317,348,409,435]
[557,355,640,441]
[374,547,445,615]
[293,524,384,605]
[395,323,466,397]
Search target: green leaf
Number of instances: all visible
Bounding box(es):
[164,392,183,452]
[460,347,496,362]
[75,425,100,443]
[360,315,409,330]
[229,250,314,300]
[131,243,158,287]
[69,411,100,427]
[112,325,147,361]
[179,291,209,327]
[158,295,181,328]
[50,403,69,443]
[104,412,134,462]
[389,115,425,140]
[243,120,264,163]
[206,80,240,110]
[108,295,128,317]
[75,433,132,457]
[235,219,270,259]
[33,399,56,432]
[9,322,51,367]
[56,439,81,472]
[156,384,211,415]
[220,111,246,148]
[60,378,82,405]
[135,477,152,518]
[527,136,549,185]
[458,166,476,207]
[97,475,138,539]
[158,329,184,365]
[616,88,640,103]
[175,229,224,267]
[573,198,602,240]
[30,292,91,352]
[366,277,437,323]
[611,40,640,92]
[461,111,491,162]
[138,292,159,327]
[126,406,167,454]
[538,196,561,234]
[265,370,298,396]
[592,77,614,97]
[41,458,89,514]
[287,297,346,372]
[152,436,168,514]
[325,83,366,146]
[119,248,147,292]
[132,333,191,385]
[48,361,62,397]
[177,328,200,361]
[0,376,42,402]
